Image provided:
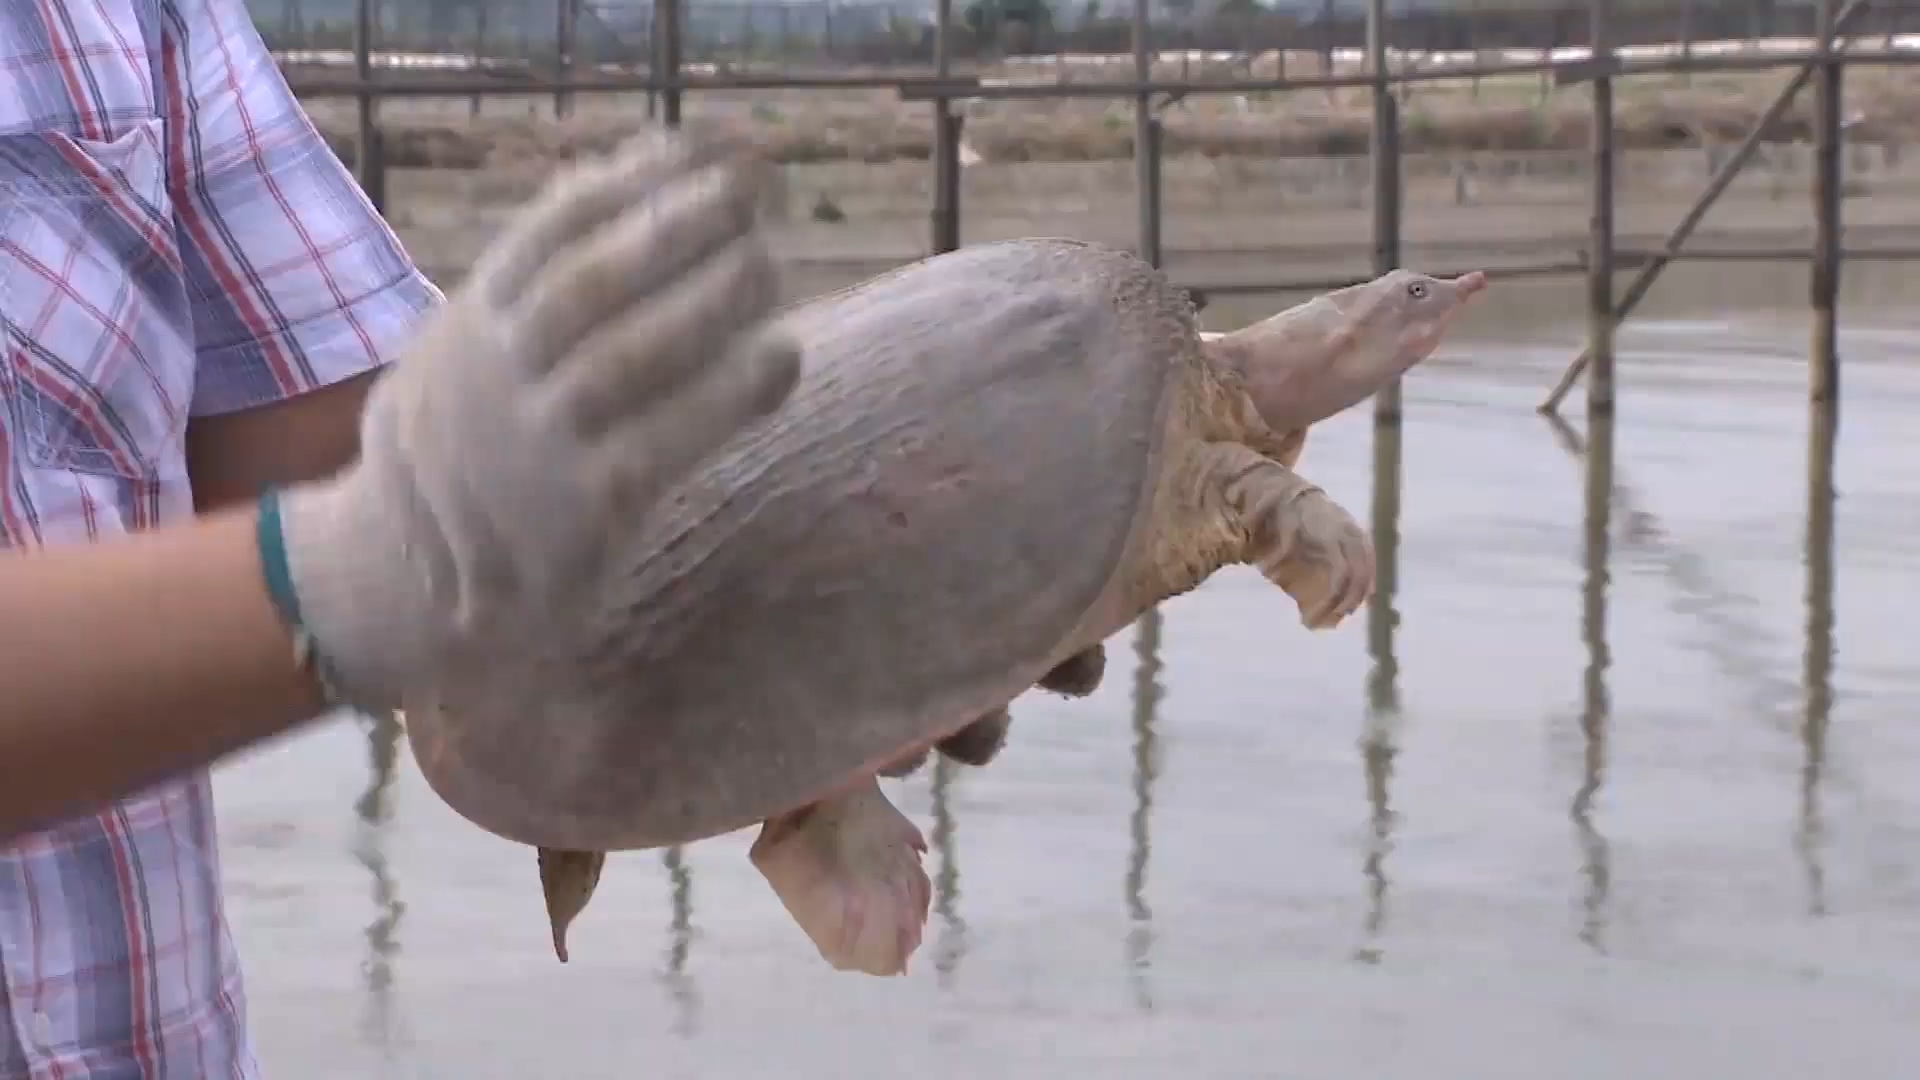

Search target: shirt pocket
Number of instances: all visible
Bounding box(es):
[0,116,193,481]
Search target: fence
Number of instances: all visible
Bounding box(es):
[267,0,1915,422]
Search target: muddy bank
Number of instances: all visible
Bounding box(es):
[379,150,1920,294]
[301,66,1920,169]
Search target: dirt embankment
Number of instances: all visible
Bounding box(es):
[301,66,1920,173]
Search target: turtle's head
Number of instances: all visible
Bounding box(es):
[1213,268,1487,432]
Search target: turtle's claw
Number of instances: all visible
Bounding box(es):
[750,779,931,976]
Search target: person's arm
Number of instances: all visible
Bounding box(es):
[170,0,439,512]
[0,507,322,836]
[1,0,439,837]
[187,372,378,510]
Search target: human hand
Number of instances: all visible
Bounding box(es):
[276,126,801,709]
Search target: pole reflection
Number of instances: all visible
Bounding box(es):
[660,845,700,1036]
[1570,414,1616,953]
[929,752,967,987]
[353,709,406,1052]
[1355,421,1402,965]
[1798,403,1838,917]
[1126,607,1164,1010]
[1543,415,1795,727]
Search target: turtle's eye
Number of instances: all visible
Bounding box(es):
[1405,281,1429,300]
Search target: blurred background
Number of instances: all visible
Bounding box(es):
[222,3,1920,1077]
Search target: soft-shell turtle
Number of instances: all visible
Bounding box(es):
[403,239,1487,974]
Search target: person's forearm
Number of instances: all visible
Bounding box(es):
[0,507,324,839]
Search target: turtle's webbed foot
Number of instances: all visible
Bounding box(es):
[1216,447,1375,629]
[1038,644,1106,697]
[750,780,931,977]
[1255,492,1374,629]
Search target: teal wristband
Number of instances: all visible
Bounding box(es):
[255,487,304,628]
[256,487,344,706]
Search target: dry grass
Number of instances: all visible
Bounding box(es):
[303,66,1920,174]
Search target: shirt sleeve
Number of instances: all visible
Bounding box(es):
[161,0,444,418]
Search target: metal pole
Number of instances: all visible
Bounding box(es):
[1812,0,1843,407]
[931,0,961,254]
[470,2,488,117]
[1679,0,1695,86]
[555,0,576,119]
[1587,0,1616,418]
[1540,0,1872,414]
[1367,0,1402,423]
[353,0,380,213]
[1133,0,1157,266]
[659,0,683,127]
[1141,117,1163,266]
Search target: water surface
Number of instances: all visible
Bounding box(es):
[222,263,1920,1078]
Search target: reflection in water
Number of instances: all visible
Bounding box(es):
[1572,417,1616,953]
[1355,423,1403,965]
[1542,417,1796,727]
[352,710,406,1052]
[1126,607,1164,1011]
[1799,405,1838,917]
[659,845,699,1036]
[928,753,966,986]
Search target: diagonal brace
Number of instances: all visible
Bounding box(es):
[1539,0,1873,415]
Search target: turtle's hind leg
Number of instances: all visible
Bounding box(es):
[935,706,1011,765]
[883,647,1106,780]
[750,779,931,976]
[929,648,1102,771]
[1038,644,1106,697]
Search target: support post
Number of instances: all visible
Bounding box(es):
[555,0,576,119]
[1367,0,1403,424]
[1141,117,1163,266]
[353,0,381,214]
[470,3,488,117]
[1540,0,1871,415]
[932,110,963,254]
[1587,0,1616,418]
[1133,0,1157,266]
[1679,0,1695,86]
[1812,0,1843,407]
[930,0,960,255]
[658,0,683,127]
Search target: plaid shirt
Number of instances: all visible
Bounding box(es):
[0,1,439,1076]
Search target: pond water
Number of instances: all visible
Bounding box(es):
[223,260,1920,1079]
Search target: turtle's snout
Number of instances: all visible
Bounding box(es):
[1453,271,1489,299]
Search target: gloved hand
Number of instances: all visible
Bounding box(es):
[272,127,801,711]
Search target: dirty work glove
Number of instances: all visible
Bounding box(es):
[264,128,801,711]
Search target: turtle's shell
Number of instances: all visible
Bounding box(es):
[406,238,1198,851]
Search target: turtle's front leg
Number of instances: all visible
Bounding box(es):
[1201,441,1374,629]
[749,778,932,976]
